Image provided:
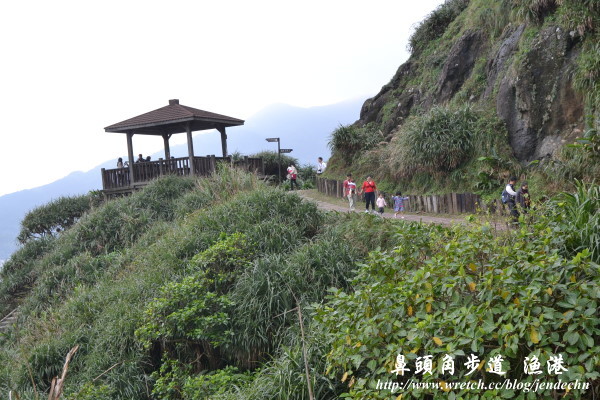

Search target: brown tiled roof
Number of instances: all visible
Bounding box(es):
[105,99,244,135]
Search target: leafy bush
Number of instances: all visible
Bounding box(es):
[316,213,600,398]
[136,271,234,349]
[152,361,251,400]
[408,0,470,53]
[18,195,93,244]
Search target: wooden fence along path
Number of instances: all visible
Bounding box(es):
[316,177,507,215]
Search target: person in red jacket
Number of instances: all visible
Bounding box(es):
[360,176,377,213]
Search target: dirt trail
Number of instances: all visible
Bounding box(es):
[296,190,507,230]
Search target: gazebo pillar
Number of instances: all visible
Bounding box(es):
[186,122,195,175]
[217,126,228,158]
[162,133,171,159]
[126,132,135,184]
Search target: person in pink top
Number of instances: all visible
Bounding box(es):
[343,173,357,211]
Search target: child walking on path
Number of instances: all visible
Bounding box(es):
[376,193,387,216]
[392,192,410,219]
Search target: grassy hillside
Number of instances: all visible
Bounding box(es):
[325,0,600,198]
[0,168,397,399]
[1,168,599,399]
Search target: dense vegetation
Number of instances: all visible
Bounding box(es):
[317,182,600,399]
[2,1,599,398]
[0,168,396,399]
[326,0,600,197]
[1,168,598,399]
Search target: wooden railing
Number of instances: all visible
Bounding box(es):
[102,156,264,191]
[316,177,507,215]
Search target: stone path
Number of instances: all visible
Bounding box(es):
[296,191,508,230]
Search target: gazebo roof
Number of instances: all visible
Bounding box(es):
[104,99,244,135]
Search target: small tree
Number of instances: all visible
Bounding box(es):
[18,194,93,244]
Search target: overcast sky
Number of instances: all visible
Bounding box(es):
[0,0,444,197]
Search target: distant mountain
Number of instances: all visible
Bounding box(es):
[165,98,363,163]
[0,98,363,259]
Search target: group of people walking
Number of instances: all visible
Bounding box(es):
[340,173,531,224]
[292,159,531,225]
[342,174,409,218]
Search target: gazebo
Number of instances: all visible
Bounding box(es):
[101,99,261,195]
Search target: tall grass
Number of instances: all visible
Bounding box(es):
[327,124,384,159]
[408,0,470,54]
[386,105,479,180]
[551,180,600,263]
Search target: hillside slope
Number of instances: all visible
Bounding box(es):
[327,0,599,195]
[0,98,362,260]
[1,170,598,399]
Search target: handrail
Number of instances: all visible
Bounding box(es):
[101,156,264,191]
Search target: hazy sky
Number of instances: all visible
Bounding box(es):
[0,0,443,196]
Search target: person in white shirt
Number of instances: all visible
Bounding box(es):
[316,157,327,174]
[505,177,519,223]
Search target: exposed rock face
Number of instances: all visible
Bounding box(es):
[355,22,584,163]
[437,30,485,102]
[359,61,420,135]
[496,26,584,161]
[484,24,526,99]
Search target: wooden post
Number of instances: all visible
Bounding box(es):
[158,158,164,176]
[162,133,171,160]
[210,154,217,174]
[101,168,107,190]
[217,126,228,157]
[126,132,135,185]
[186,122,195,175]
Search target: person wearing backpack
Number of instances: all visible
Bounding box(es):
[503,177,519,223]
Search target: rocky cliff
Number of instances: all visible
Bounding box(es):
[359,23,584,163]
[333,0,598,193]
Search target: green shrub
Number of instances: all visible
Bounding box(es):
[328,124,384,160]
[151,360,251,400]
[556,0,600,37]
[316,216,600,399]
[136,271,234,349]
[18,195,93,244]
[390,105,479,178]
[573,40,600,117]
[0,236,56,315]
[408,0,470,53]
[510,0,559,23]
[549,181,600,263]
